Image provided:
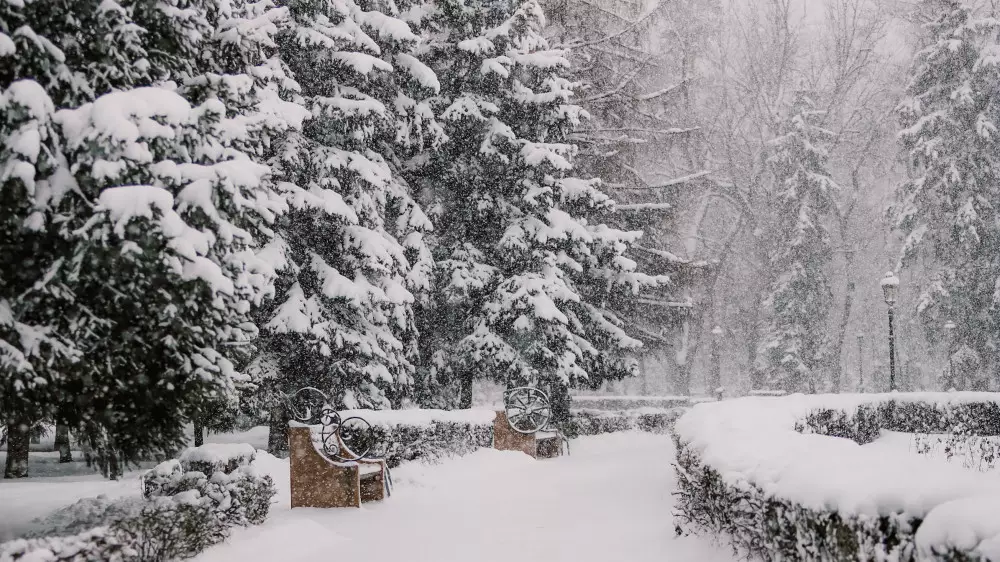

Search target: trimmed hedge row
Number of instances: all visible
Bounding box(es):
[674,397,1000,561]
[366,421,494,468]
[0,445,274,562]
[362,409,679,466]
[673,436,924,561]
[570,396,694,410]
[799,400,1000,444]
[568,409,679,437]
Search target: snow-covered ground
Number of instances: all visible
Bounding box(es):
[0,457,145,541]
[194,432,735,562]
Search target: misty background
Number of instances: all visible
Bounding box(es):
[556,0,990,397]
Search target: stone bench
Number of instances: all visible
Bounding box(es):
[492,411,564,459]
[288,425,388,508]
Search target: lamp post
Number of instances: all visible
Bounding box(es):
[881,272,900,391]
[944,320,956,390]
[856,332,864,392]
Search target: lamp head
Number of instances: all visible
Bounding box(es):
[880,271,899,306]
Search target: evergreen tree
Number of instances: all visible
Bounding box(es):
[255,0,441,421]
[894,2,1000,390]
[408,0,664,410]
[757,95,839,393]
[0,0,286,476]
[179,0,310,440]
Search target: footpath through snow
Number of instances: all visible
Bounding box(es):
[194,431,734,562]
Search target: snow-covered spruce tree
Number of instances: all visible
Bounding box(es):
[1,0,153,477]
[894,3,1000,390]
[1,0,285,476]
[405,0,664,411]
[254,0,441,422]
[176,0,311,442]
[757,94,839,394]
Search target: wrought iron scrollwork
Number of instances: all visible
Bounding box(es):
[283,387,377,462]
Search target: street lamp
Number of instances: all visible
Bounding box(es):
[881,272,900,391]
[944,320,956,390]
[856,331,864,392]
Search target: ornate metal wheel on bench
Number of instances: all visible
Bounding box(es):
[498,386,569,458]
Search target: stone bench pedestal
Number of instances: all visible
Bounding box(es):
[492,411,563,459]
[288,426,387,508]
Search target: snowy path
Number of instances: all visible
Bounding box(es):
[195,432,735,562]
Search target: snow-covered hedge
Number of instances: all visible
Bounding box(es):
[568,408,680,437]
[570,395,696,410]
[1,444,274,562]
[673,393,1000,561]
[335,408,497,467]
[320,407,678,466]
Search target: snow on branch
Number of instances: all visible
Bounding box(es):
[614,202,673,212]
[582,61,652,103]
[636,296,693,308]
[610,170,711,190]
[634,79,692,101]
[633,245,710,268]
[576,126,700,136]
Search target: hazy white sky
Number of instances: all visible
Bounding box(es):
[719,0,913,65]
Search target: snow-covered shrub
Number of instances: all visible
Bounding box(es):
[322,409,497,468]
[179,443,257,477]
[801,400,1000,476]
[673,439,921,561]
[328,407,677,467]
[3,495,223,562]
[6,450,275,562]
[141,452,274,527]
[673,393,1000,561]
[912,428,1000,473]
[798,400,1000,443]
[570,396,694,411]
[0,526,135,562]
[113,495,227,562]
[567,409,680,437]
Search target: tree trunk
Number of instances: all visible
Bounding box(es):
[108,451,122,481]
[267,402,290,456]
[709,335,722,395]
[54,423,73,463]
[549,382,571,426]
[674,318,694,396]
[4,419,30,478]
[458,369,473,409]
[193,419,204,447]
[829,191,860,393]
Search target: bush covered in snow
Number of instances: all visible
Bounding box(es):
[673,393,1000,561]
[568,408,680,437]
[1,445,274,562]
[0,526,134,562]
[329,407,678,466]
[798,399,1000,443]
[177,443,258,477]
[570,395,696,411]
[315,409,497,468]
